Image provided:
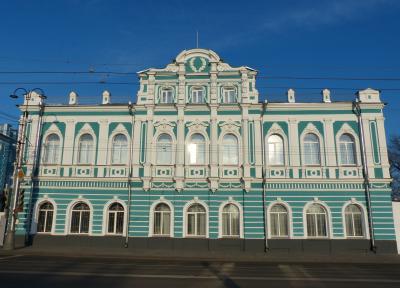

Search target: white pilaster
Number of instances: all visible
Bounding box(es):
[96,119,109,177]
[376,116,390,178]
[323,118,336,178]
[288,118,300,178]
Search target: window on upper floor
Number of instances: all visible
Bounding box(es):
[267,134,284,166]
[270,204,289,238]
[306,204,328,238]
[339,134,356,166]
[111,134,128,164]
[107,202,124,235]
[222,87,237,103]
[153,203,171,236]
[43,134,60,164]
[222,134,239,165]
[157,133,173,165]
[37,201,54,233]
[78,134,94,164]
[187,133,206,165]
[344,204,365,238]
[160,88,174,104]
[303,133,321,165]
[191,87,205,104]
[221,203,240,238]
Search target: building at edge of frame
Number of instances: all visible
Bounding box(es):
[12,48,398,254]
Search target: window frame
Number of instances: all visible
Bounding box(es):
[221,133,239,166]
[111,133,129,165]
[156,133,174,165]
[35,200,56,234]
[68,201,92,235]
[183,200,209,238]
[186,133,207,165]
[77,133,95,165]
[221,87,237,104]
[149,200,174,237]
[304,202,331,239]
[343,202,368,239]
[302,133,322,166]
[190,86,206,104]
[106,202,125,236]
[268,202,291,238]
[338,133,357,166]
[42,133,61,165]
[219,201,243,238]
[160,87,174,104]
[266,134,285,166]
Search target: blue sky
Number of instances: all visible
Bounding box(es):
[0,0,399,138]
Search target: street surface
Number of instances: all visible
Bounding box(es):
[0,254,400,287]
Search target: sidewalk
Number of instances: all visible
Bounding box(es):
[1,245,400,264]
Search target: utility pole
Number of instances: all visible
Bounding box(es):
[3,88,45,250]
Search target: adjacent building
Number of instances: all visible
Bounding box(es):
[13,49,397,253]
[0,123,16,211]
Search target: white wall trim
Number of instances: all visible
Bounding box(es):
[303,199,333,238]
[64,198,94,235]
[266,199,293,239]
[101,198,128,236]
[148,197,174,237]
[182,198,209,238]
[31,197,57,235]
[341,199,370,239]
[217,198,244,239]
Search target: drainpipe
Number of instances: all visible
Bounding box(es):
[353,100,376,253]
[125,101,134,248]
[260,101,269,252]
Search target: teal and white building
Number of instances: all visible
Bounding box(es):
[14,49,398,253]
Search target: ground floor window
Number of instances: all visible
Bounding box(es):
[187,204,206,237]
[306,203,328,238]
[153,203,171,236]
[344,204,364,237]
[70,202,90,234]
[221,203,240,237]
[37,202,54,233]
[270,204,289,238]
[107,202,124,235]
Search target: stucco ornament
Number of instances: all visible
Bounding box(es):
[189,57,207,72]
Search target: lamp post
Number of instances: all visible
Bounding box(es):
[3,88,46,250]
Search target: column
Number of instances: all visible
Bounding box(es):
[254,118,262,178]
[376,116,390,178]
[62,119,75,176]
[288,118,300,178]
[209,106,219,191]
[143,107,154,190]
[323,118,336,178]
[175,107,185,191]
[131,119,142,178]
[96,119,109,177]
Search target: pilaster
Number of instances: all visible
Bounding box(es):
[288,118,300,178]
[323,118,336,178]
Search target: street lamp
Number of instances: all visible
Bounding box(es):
[3,88,46,250]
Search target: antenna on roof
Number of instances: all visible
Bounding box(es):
[196,30,199,48]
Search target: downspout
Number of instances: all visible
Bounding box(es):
[26,99,45,243]
[353,100,376,253]
[125,101,134,248]
[260,101,269,252]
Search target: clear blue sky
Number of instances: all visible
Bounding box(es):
[0,0,399,138]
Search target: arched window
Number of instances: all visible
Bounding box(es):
[303,133,321,165]
[160,88,173,104]
[306,204,328,237]
[344,204,364,237]
[270,204,289,237]
[37,202,54,233]
[267,134,284,165]
[78,134,94,164]
[153,203,171,236]
[191,87,205,104]
[221,204,240,238]
[222,134,239,165]
[70,202,90,234]
[339,134,356,165]
[111,134,128,164]
[187,133,206,165]
[157,134,173,165]
[222,87,236,103]
[43,134,60,164]
[107,203,124,235]
[186,204,206,237]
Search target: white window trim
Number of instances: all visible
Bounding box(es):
[107,125,130,165]
[221,86,238,103]
[31,197,57,235]
[335,124,361,166]
[185,131,210,166]
[218,124,242,167]
[65,198,93,235]
[74,124,97,165]
[265,124,289,167]
[182,198,209,238]
[148,198,174,237]
[102,199,128,236]
[189,86,207,104]
[300,124,325,167]
[41,126,63,165]
[342,200,370,239]
[158,86,175,104]
[303,200,333,239]
[152,126,176,166]
[267,200,293,239]
[218,199,244,239]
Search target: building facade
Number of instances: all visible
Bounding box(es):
[13,49,397,253]
[0,124,16,211]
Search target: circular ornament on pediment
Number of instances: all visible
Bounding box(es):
[189,57,207,73]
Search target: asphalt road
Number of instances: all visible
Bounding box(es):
[0,254,400,288]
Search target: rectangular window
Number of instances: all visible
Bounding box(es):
[192,89,205,103]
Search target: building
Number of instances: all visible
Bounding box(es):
[12,49,398,254]
[0,123,16,211]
